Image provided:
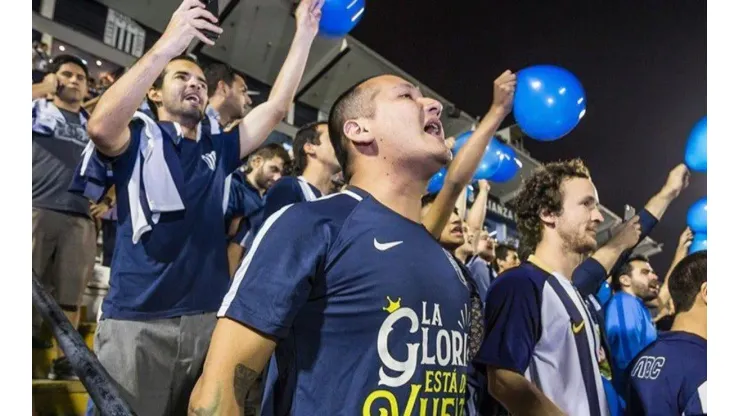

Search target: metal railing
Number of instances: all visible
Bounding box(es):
[32,273,136,416]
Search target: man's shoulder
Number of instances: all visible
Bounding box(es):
[497,262,550,286]
[269,176,302,193]
[487,263,549,301]
[262,191,361,233]
[606,291,645,313]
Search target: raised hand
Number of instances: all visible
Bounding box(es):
[158,0,223,57]
[662,163,691,200]
[477,179,491,195]
[675,227,694,258]
[491,70,517,116]
[611,215,642,251]
[295,0,324,37]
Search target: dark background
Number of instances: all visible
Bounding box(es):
[353,0,707,274]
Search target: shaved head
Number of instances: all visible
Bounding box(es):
[327,74,448,184]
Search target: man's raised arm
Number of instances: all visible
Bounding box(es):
[423,70,515,239]
[238,0,323,158]
[87,0,222,156]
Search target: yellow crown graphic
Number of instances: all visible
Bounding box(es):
[382,296,401,313]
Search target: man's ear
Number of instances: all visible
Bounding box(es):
[343,119,375,146]
[539,208,557,229]
[147,88,162,107]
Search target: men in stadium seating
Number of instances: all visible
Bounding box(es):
[79,0,321,413]
[606,227,693,396]
[32,55,100,380]
[626,251,707,416]
[190,71,493,414]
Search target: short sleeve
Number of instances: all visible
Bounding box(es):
[475,274,542,374]
[218,204,328,339]
[262,179,304,224]
[216,128,242,174]
[683,381,707,416]
[605,295,649,371]
[98,122,143,184]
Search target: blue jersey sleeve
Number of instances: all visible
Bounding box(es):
[261,178,304,226]
[218,204,329,339]
[216,128,242,174]
[683,381,707,416]
[573,257,609,298]
[606,295,651,372]
[226,176,262,221]
[475,273,542,374]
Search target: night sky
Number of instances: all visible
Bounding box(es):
[352,1,707,274]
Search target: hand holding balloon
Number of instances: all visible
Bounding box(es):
[491,70,517,117]
[688,233,707,255]
[660,164,691,200]
[674,227,694,259]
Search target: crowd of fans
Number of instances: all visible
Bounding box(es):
[32,0,707,415]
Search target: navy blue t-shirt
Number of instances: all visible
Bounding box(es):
[626,331,707,416]
[225,171,263,226]
[233,176,321,248]
[103,119,241,320]
[219,187,473,415]
[259,176,321,229]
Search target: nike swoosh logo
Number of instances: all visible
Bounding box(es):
[572,321,585,334]
[374,238,403,251]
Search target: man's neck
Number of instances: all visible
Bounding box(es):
[209,97,234,127]
[301,163,336,196]
[349,165,427,223]
[532,237,582,279]
[245,171,265,196]
[158,112,200,140]
[53,97,81,113]
[671,310,707,340]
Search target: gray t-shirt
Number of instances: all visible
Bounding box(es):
[32,106,91,215]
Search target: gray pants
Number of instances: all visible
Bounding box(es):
[92,313,216,416]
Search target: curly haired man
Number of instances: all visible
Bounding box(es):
[475,159,611,416]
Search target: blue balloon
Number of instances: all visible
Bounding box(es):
[452,131,508,181]
[427,167,446,194]
[689,233,707,254]
[318,0,365,37]
[684,116,707,172]
[513,65,587,141]
[488,141,522,183]
[686,197,708,234]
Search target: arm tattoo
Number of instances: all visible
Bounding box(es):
[234,364,260,411]
[188,383,222,416]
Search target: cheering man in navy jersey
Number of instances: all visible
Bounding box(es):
[191,74,490,415]
[82,0,321,414]
[626,251,707,416]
